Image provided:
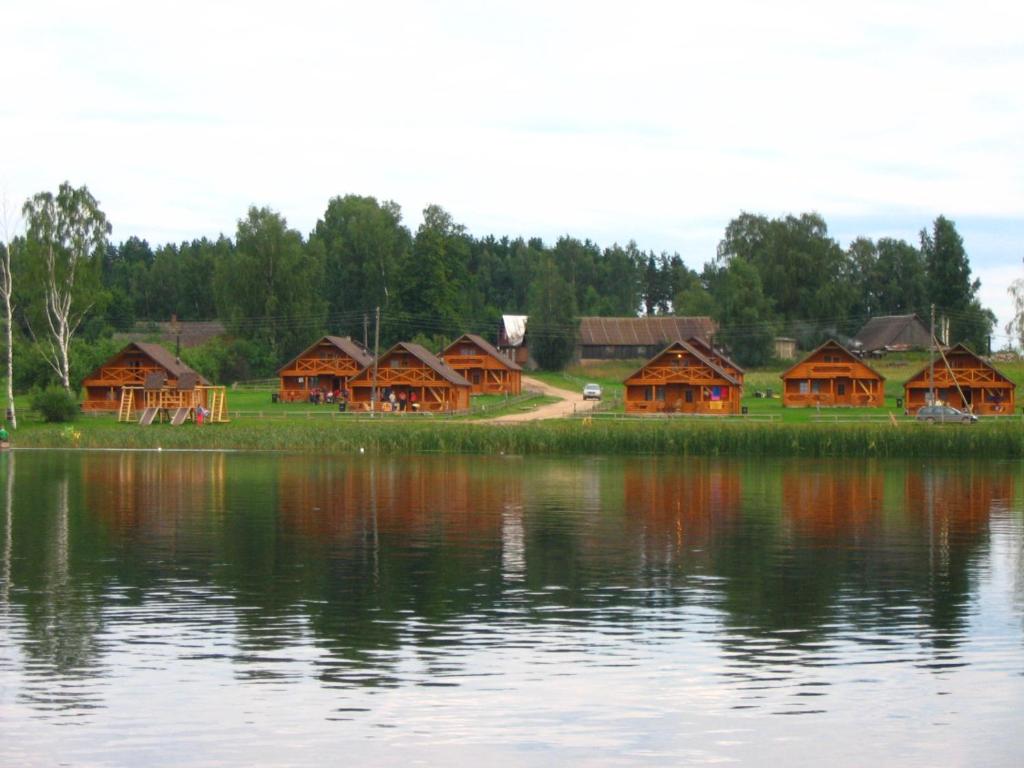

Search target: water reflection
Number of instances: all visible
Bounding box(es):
[1,451,1023,762]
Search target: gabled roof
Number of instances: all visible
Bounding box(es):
[579,316,716,347]
[443,333,522,371]
[276,335,373,375]
[854,314,932,351]
[781,339,885,381]
[904,343,1014,386]
[686,336,745,374]
[625,340,741,386]
[126,342,211,384]
[356,342,470,387]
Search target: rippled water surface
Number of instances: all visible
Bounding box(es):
[1,451,1023,766]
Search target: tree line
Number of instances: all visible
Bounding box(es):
[0,183,998,422]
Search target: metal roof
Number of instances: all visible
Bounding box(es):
[578,316,716,346]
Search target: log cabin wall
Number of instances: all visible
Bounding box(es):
[902,345,1015,415]
[781,340,884,408]
[441,334,523,396]
[624,342,742,415]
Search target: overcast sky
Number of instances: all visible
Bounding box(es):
[4,1,1023,341]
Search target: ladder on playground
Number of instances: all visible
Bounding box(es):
[117,389,135,423]
[207,387,229,423]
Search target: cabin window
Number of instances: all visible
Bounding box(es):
[644,387,653,401]
[812,380,823,393]
[799,381,810,394]
[837,383,846,396]
[390,357,402,368]
[685,388,693,403]
[656,386,666,401]
[462,345,474,355]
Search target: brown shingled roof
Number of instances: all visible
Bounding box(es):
[625,340,741,386]
[395,342,471,387]
[442,333,522,371]
[131,342,211,384]
[276,335,374,375]
[579,316,716,346]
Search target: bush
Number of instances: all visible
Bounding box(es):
[31,386,79,423]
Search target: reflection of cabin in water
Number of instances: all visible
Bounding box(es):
[781,339,884,407]
[276,335,373,402]
[82,342,210,412]
[348,342,471,412]
[441,333,522,395]
[624,339,743,414]
[902,344,1015,415]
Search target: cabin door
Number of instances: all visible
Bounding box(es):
[836,378,851,405]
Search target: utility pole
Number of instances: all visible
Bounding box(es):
[363,313,369,350]
[929,303,936,405]
[371,306,380,417]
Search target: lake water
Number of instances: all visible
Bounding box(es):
[1,450,1022,766]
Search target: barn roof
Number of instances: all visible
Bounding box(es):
[625,340,741,386]
[579,316,716,347]
[112,320,227,349]
[781,339,885,381]
[854,314,932,351]
[443,333,522,371]
[276,335,374,374]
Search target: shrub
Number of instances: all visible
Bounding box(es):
[31,386,79,423]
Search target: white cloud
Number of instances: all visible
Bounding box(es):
[4,0,1023,309]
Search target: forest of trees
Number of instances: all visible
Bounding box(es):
[0,184,998,394]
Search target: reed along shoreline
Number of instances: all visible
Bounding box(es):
[8,419,1024,458]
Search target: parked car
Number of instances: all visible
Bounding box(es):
[582,383,603,401]
[916,405,978,424]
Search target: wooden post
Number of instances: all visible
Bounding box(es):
[371,306,380,417]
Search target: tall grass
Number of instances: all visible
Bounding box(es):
[12,419,1024,458]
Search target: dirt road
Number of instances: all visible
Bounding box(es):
[486,376,600,422]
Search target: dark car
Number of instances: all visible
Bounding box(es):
[916,405,978,424]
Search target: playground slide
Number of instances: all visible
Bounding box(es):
[169,408,190,426]
[138,408,159,426]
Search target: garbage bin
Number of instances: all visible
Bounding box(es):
[338,402,347,413]
[741,406,748,415]
[765,388,773,398]
[271,393,279,404]
[896,397,903,409]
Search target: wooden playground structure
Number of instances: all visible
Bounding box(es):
[117,372,229,426]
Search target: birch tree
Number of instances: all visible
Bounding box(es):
[22,183,110,390]
[0,195,16,428]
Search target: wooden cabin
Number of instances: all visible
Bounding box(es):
[82,342,210,412]
[441,333,522,395]
[781,339,884,407]
[903,344,1015,416]
[277,335,373,402]
[348,342,471,413]
[624,340,742,414]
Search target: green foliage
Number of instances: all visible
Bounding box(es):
[921,216,993,349]
[706,258,777,367]
[181,337,277,383]
[30,385,79,423]
[528,257,578,370]
[214,207,326,362]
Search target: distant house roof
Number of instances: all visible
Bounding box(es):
[112,320,226,349]
[854,314,932,352]
[388,342,471,387]
[443,333,522,371]
[500,315,528,347]
[781,338,886,381]
[93,341,211,385]
[625,339,741,386]
[276,335,373,375]
[579,316,716,347]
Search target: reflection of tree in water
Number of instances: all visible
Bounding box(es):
[712,460,1002,672]
[6,458,108,714]
[2,452,1015,707]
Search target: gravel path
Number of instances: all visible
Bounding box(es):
[486,376,600,422]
